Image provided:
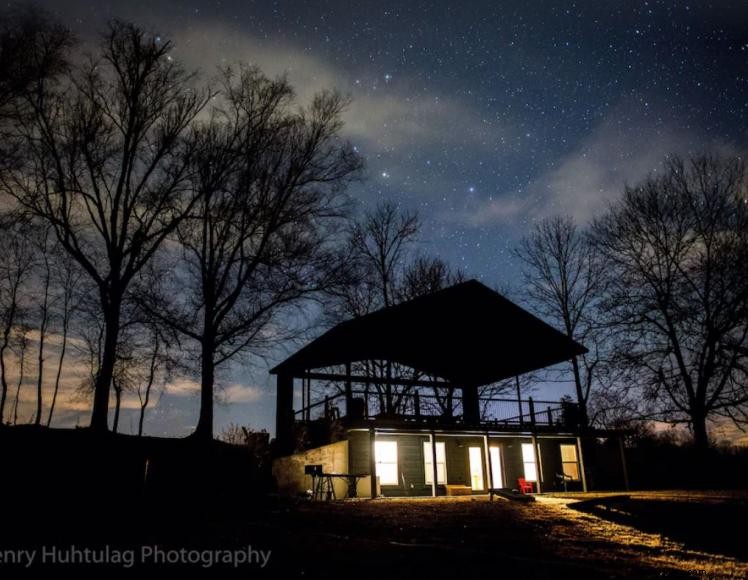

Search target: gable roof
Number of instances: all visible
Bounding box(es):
[271,279,586,386]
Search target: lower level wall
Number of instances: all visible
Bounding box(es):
[273,440,349,498]
[348,431,584,497]
[272,440,378,498]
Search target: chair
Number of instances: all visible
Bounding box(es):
[517,477,534,494]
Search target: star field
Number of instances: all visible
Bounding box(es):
[30,0,748,434]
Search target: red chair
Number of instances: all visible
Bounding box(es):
[517,477,534,494]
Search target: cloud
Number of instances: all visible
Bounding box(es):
[166,378,201,397]
[457,100,741,226]
[220,383,264,404]
[171,22,502,156]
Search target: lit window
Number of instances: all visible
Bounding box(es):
[375,441,399,485]
[560,444,580,481]
[423,441,447,484]
[521,443,537,482]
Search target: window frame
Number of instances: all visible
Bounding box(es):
[521,442,538,482]
[560,443,580,481]
[423,441,447,485]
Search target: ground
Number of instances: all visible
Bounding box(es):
[194,491,747,578]
[4,489,747,576]
[2,428,745,576]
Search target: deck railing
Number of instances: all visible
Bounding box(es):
[294,389,578,429]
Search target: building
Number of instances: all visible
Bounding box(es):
[271,280,622,498]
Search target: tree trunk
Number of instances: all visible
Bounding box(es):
[138,400,148,437]
[12,340,26,425]
[138,346,158,437]
[0,342,9,424]
[34,270,51,426]
[570,355,589,429]
[691,410,710,450]
[89,297,121,433]
[112,383,122,434]
[0,301,18,424]
[47,320,68,427]
[193,337,215,441]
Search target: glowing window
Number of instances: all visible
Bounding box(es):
[560,444,580,481]
[423,441,447,484]
[521,442,538,482]
[375,441,399,485]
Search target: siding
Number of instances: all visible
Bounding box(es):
[272,440,349,498]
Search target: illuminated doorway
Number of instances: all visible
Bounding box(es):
[489,446,503,488]
[468,447,484,490]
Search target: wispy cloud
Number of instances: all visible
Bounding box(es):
[172,23,504,156]
[456,101,740,226]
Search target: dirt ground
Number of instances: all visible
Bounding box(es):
[4,488,746,576]
[236,491,748,578]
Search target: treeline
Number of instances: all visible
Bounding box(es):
[514,156,748,449]
[0,9,464,439]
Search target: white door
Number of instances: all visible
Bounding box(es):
[468,447,484,490]
[489,446,503,488]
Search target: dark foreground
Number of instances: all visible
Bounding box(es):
[2,427,747,578]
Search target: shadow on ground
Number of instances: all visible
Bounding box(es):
[569,495,748,560]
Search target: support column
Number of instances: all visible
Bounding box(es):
[532,434,542,493]
[369,427,377,499]
[275,373,295,455]
[483,434,493,490]
[618,436,630,491]
[344,362,353,416]
[462,385,480,425]
[430,431,438,497]
[515,376,523,426]
[576,436,588,492]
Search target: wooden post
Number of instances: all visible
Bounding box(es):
[344,362,353,416]
[484,434,493,491]
[305,377,311,421]
[369,427,377,499]
[576,436,588,492]
[414,389,421,418]
[275,373,295,455]
[532,434,542,493]
[462,385,480,425]
[430,431,439,497]
[618,436,630,491]
[528,397,536,427]
[515,376,523,426]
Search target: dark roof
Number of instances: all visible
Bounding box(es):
[271,279,586,385]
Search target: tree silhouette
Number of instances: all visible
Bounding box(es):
[141,66,362,440]
[592,155,748,448]
[1,21,209,432]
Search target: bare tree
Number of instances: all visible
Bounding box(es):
[514,216,606,428]
[11,323,31,424]
[350,201,419,310]
[0,5,72,118]
[0,218,34,423]
[321,203,468,414]
[1,21,209,432]
[46,249,84,426]
[397,255,465,303]
[28,225,53,425]
[143,66,362,440]
[591,155,748,448]
[135,326,174,437]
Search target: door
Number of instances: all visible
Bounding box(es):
[489,446,503,488]
[468,447,484,490]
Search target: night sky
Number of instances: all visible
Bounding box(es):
[23,0,748,437]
